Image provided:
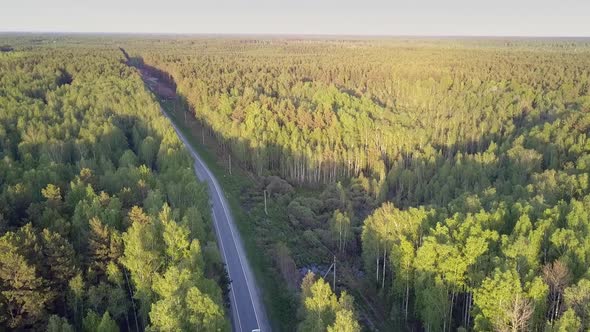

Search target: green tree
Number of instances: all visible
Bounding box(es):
[149,266,227,331]
[327,309,360,332]
[97,312,119,332]
[554,309,582,332]
[563,279,590,329]
[298,276,338,331]
[0,225,55,329]
[298,274,360,332]
[329,210,351,253]
[42,184,62,208]
[473,269,536,332]
[120,211,163,323]
[46,315,74,332]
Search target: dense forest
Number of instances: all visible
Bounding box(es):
[3,35,590,332]
[126,37,590,331]
[0,42,229,331]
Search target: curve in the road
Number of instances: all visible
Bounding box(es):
[161,109,269,332]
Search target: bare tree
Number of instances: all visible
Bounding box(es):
[509,295,534,332]
[494,294,534,332]
[543,261,571,323]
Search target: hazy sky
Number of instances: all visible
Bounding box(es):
[2,0,590,36]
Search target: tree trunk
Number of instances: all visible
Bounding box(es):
[405,280,410,321]
[553,292,561,323]
[382,246,387,289]
[467,292,472,328]
[339,219,342,253]
[376,245,380,283]
[449,291,455,332]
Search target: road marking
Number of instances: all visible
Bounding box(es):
[209,197,244,332]
[162,109,260,331]
[191,149,262,330]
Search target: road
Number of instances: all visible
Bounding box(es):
[161,109,269,332]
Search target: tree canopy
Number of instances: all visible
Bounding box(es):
[0,41,229,331]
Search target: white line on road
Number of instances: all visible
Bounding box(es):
[207,192,244,332]
[162,109,262,331]
[192,152,263,330]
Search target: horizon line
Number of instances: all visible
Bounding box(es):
[1,31,590,39]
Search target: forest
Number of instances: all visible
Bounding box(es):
[0,40,229,331]
[126,37,590,331]
[2,35,590,331]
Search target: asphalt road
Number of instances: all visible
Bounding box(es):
[161,109,269,332]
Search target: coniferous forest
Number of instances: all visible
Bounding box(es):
[2,35,590,331]
[0,39,229,331]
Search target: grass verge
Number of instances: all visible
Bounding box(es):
[160,100,297,331]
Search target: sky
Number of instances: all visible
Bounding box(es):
[2,0,590,36]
